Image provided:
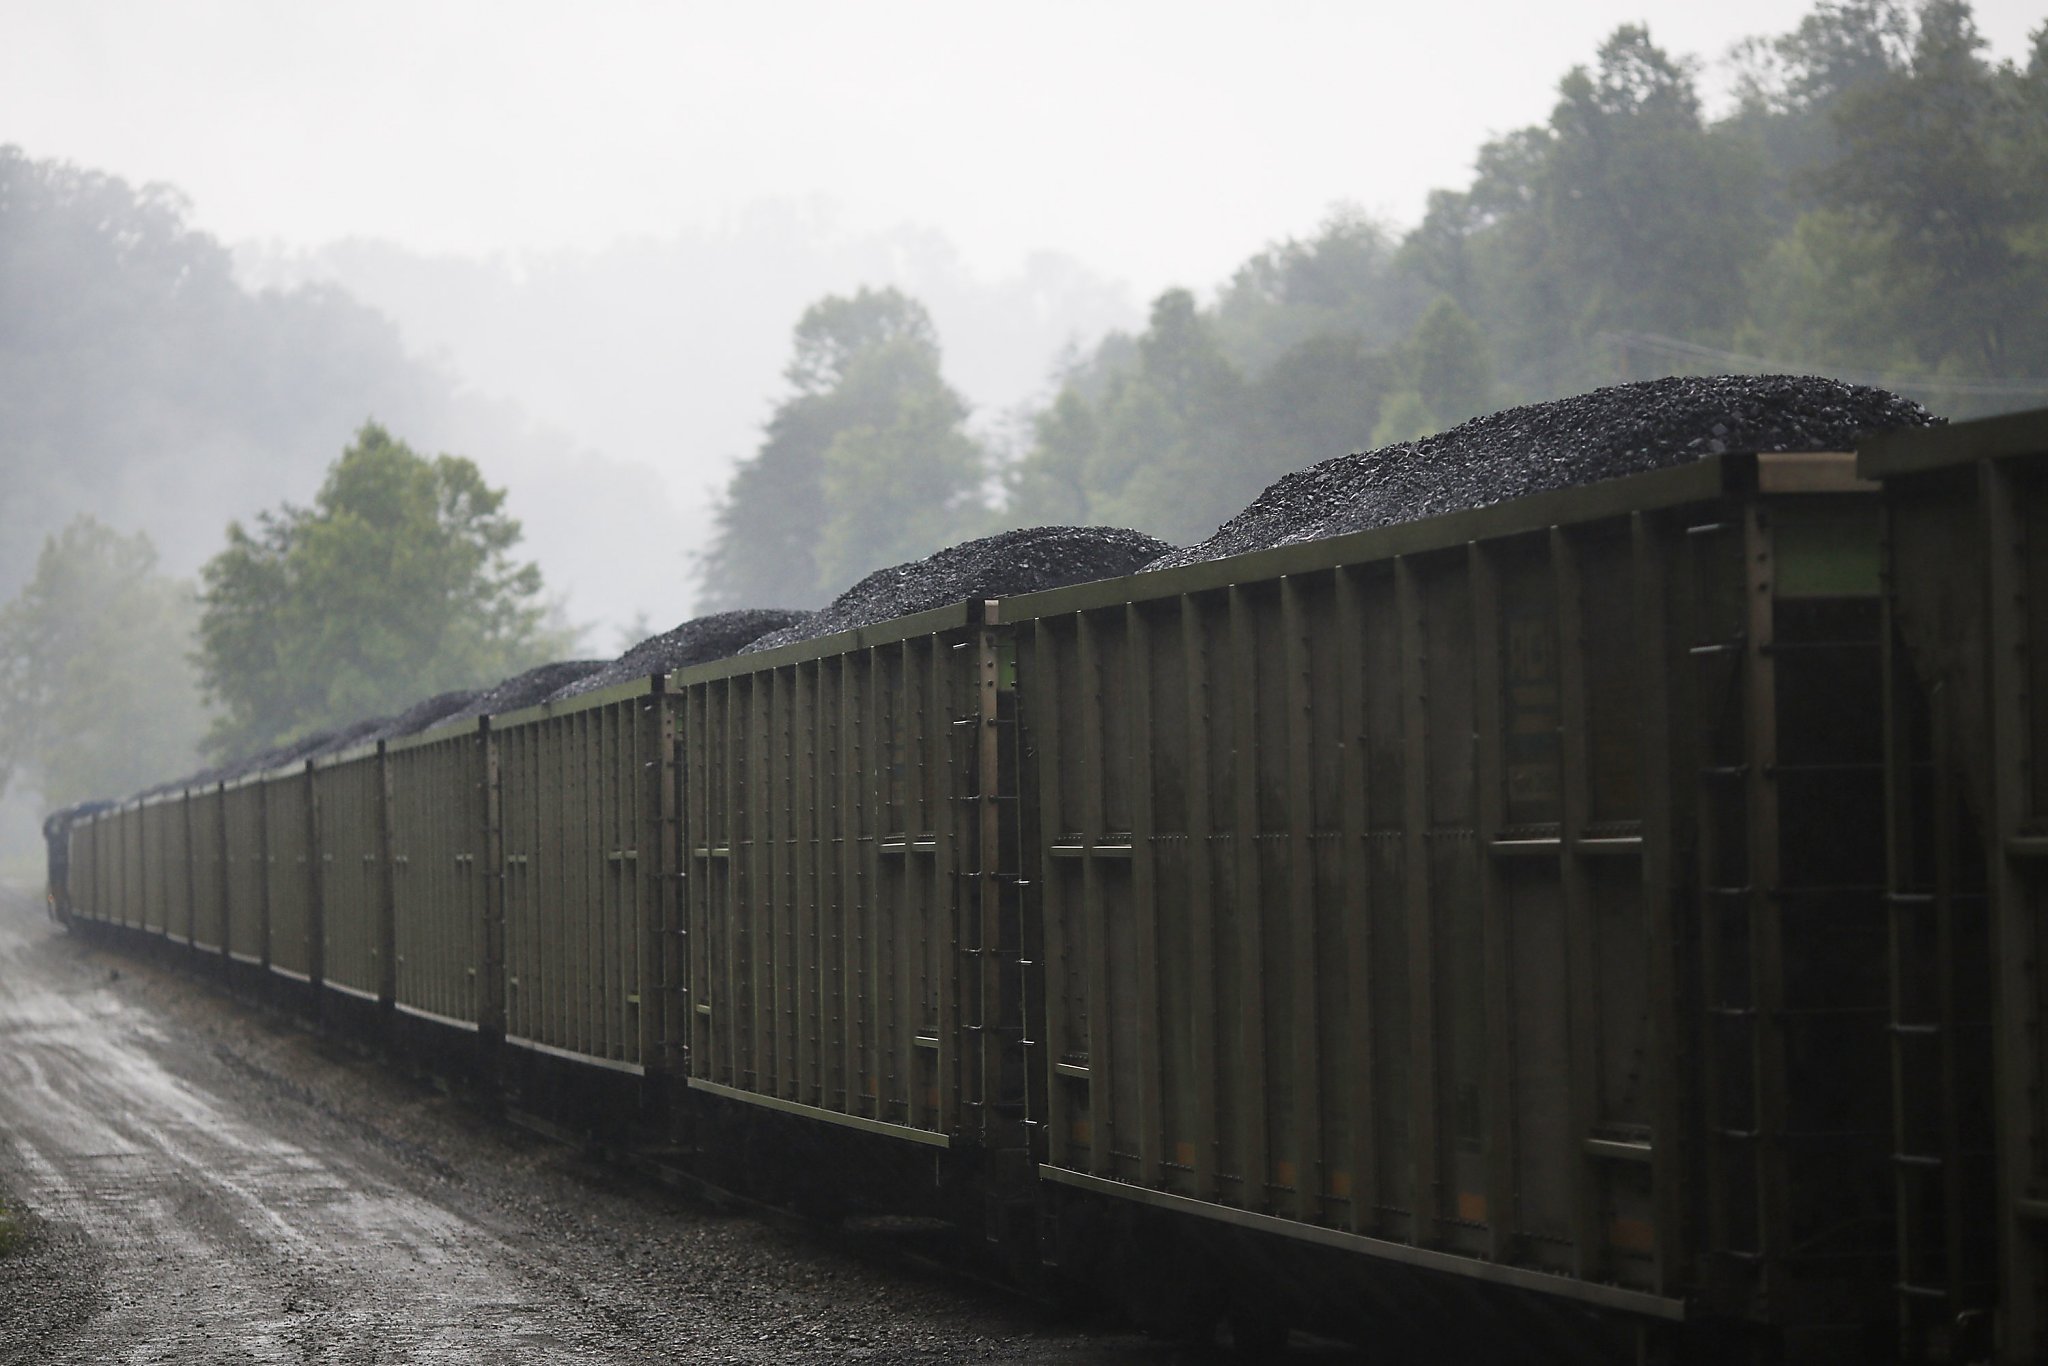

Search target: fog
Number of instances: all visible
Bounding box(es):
[4,0,2047,848]
[234,208,1136,632]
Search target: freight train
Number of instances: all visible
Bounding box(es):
[44,406,2048,1363]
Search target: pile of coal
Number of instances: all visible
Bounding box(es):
[297,715,391,761]
[548,609,806,702]
[741,526,1170,655]
[1147,374,1941,571]
[444,660,607,722]
[199,727,344,785]
[363,689,484,743]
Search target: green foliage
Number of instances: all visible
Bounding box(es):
[816,341,986,591]
[1002,1,2048,548]
[1251,334,1394,465]
[0,146,446,605]
[1816,2,2045,374]
[1407,297,1495,426]
[0,517,209,809]
[195,424,567,757]
[1546,28,1772,347]
[698,288,988,608]
[1210,209,1428,373]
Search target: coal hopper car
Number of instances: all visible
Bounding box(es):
[47,411,2048,1363]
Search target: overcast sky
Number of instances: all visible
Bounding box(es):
[7,1,2044,636]
[6,0,2043,300]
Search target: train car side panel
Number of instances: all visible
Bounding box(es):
[315,748,388,1002]
[497,685,660,1071]
[1865,411,2048,1364]
[676,607,984,1145]
[189,785,228,953]
[223,778,268,965]
[388,724,488,1029]
[263,766,317,982]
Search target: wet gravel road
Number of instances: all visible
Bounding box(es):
[0,888,1201,1364]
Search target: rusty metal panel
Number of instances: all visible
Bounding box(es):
[263,767,317,981]
[189,785,227,952]
[315,749,387,1001]
[1864,411,2048,1363]
[1009,457,1896,1332]
[677,610,987,1146]
[496,684,661,1071]
[387,724,488,1028]
[223,778,268,965]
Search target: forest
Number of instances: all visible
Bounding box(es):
[701,0,2048,603]
[3,0,2046,844]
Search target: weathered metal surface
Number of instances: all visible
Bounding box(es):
[1863,409,2048,1364]
[676,613,994,1144]
[1004,453,1896,1337]
[69,814,107,925]
[262,766,318,983]
[314,746,388,1003]
[140,794,185,938]
[119,798,145,933]
[386,722,489,1029]
[495,682,663,1071]
[189,785,228,953]
[222,776,268,966]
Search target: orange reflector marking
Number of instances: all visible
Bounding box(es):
[1457,1191,1488,1223]
[1071,1120,1091,1146]
[1273,1161,1297,1189]
[1327,1170,1353,1199]
[1172,1141,1196,1168]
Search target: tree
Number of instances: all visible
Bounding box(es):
[195,423,569,756]
[0,146,446,603]
[1408,296,1496,425]
[697,288,987,608]
[1072,289,1268,544]
[1211,208,1427,373]
[0,517,209,808]
[1250,333,1394,463]
[1819,1,2033,373]
[1004,387,1099,526]
[816,341,986,591]
[1546,26,1771,350]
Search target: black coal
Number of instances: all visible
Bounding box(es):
[444,660,608,722]
[1148,374,1941,570]
[364,689,484,743]
[298,715,391,761]
[549,609,807,702]
[741,526,1170,655]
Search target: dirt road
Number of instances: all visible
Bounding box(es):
[0,888,1187,1364]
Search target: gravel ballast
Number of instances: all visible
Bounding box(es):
[548,609,806,701]
[0,888,1187,1365]
[742,527,1170,655]
[1147,374,1942,570]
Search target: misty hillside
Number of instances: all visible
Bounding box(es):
[0,147,687,637]
[233,210,1139,558]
